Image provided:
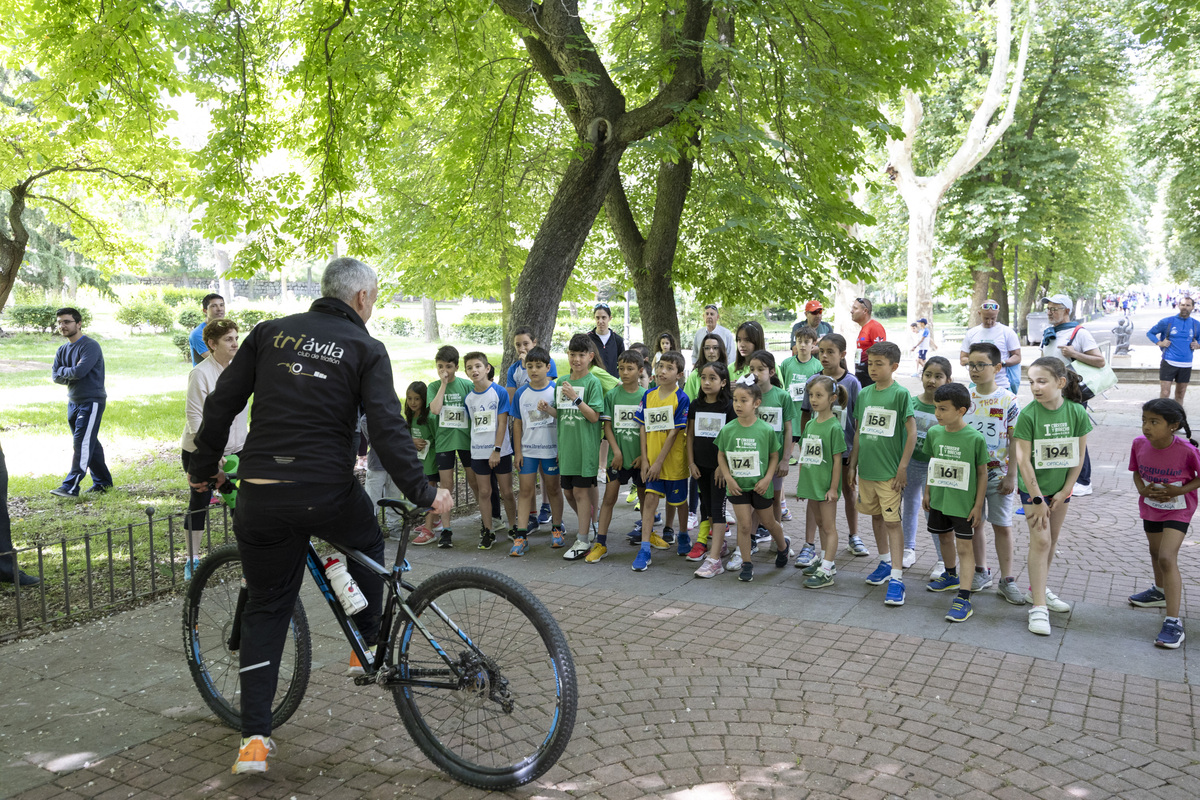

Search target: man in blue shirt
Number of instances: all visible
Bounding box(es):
[51,308,112,497]
[1147,296,1200,402]
[189,293,226,365]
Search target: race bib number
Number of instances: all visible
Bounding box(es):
[799,436,823,465]
[861,407,897,437]
[728,451,761,479]
[524,407,553,429]
[645,406,673,433]
[694,412,725,439]
[757,406,783,432]
[928,458,969,491]
[415,440,430,461]
[1034,437,1080,469]
[613,404,639,430]
[441,406,467,429]
[914,410,937,446]
[789,380,806,404]
[555,384,574,408]
[472,409,496,434]
[1146,482,1187,511]
[970,416,1002,450]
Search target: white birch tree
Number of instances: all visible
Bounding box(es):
[885,0,1036,322]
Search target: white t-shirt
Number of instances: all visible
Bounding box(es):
[596,330,612,345]
[961,323,1021,363]
[1042,324,1099,366]
[181,357,248,454]
[465,383,513,460]
[512,382,558,458]
[966,386,1020,480]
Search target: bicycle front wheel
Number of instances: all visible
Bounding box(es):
[182,543,312,730]
[391,567,577,789]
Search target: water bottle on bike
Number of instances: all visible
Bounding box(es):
[324,558,368,614]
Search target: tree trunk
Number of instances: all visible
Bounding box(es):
[832,274,863,341]
[421,296,438,343]
[0,185,30,315]
[65,251,79,301]
[500,257,512,356]
[990,259,1010,325]
[903,188,940,323]
[1017,267,1043,342]
[968,240,1003,326]
[215,248,232,299]
[504,138,629,371]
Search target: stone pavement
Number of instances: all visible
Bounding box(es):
[2,378,1199,799]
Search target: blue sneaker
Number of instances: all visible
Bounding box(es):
[865,561,892,586]
[927,573,961,592]
[184,557,200,581]
[945,597,972,622]
[1156,619,1185,649]
[627,519,643,546]
[885,579,906,606]
[676,531,691,557]
[654,512,662,525]
[538,503,552,525]
[1129,587,1167,608]
[526,514,540,533]
[632,544,652,572]
[1015,506,1025,516]
[509,537,528,557]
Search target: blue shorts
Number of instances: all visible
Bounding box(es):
[519,456,560,476]
[645,478,688,505]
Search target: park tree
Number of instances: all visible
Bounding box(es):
[884,0,1036,324]
[0,6,186,314]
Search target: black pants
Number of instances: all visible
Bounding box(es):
[60,400,112,493]
[0,446,17,579]
[180,449,241,533]
[234,480,385,736]
[697,465,727,525]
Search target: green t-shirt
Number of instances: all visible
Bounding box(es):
[715,418,782,497]
[779,356,823,410]
[1013,400,1094,496]
[853,381,915,482]
[589,365,620,393]
[556,372,604,476]
[409,415,440,476]
[428,376,474,453]
[922,425,989,518]
[683,366,702,401]
[602,384,646,469]
[795,415,847,501]
[756,385,795,449]
[911,396,937,464]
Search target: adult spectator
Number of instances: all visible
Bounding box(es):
[0,442,40,586]
[850,297,887,387]
[51,308,112,497]
[960,299,1022,394]
[1040,293,1105,496]
[791,300,833,345]
[588,302,625,376]
[690,303,736,364]
[179,319,249,580]
[187,257,453,774]
[189,293,226,365]
[1147,296,1200,402]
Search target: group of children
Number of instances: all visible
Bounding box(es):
[366,321,1195,649]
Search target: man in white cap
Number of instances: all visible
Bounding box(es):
[691,304,735,364]
[1040,293,1105,496]
[960,299,1022,394]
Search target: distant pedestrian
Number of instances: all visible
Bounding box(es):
[691,304,736,365]
[51,308,112,497]
[791,300,832,345]
[189,293,226,366]
[1146,297,1200,403]
[960,299,1022,395]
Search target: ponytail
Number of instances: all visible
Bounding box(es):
[1029,356,1084,404]
[820,333,849,374]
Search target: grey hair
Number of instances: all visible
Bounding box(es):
[321,257,377,305]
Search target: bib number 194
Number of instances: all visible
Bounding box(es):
[1034,437,1079,469]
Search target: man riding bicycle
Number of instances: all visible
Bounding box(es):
[188,257,454,774]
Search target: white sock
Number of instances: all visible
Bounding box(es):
[1153,583,1163,592]
[891,568,904,581]
[880,554,891,564]
[821,559,835,572]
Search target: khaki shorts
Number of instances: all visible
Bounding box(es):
[857,478,903,522]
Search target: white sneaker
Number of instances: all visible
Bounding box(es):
[769,535,792,554]
[902,548,916,569]
[1028,606,1051,635]
[1072,482,1093,497]
[694,558,725,579]
[929,560,945,579]
[726,551,744,571]
[1023,588,1071,613]
[688,513,699,531]
[563,539,591,561]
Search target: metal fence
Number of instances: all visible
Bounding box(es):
[1,466,476,642]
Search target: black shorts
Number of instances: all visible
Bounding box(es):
[560,474,598,490]
[1159,361,1193,384]
[424,472,439,485]
[1144,520,1190,534]
[605,466,645,489]
[927,508,974,539]
[728,490,773,510]
[1018,489,1072,506]
[471,454,512,476]
[435,449,472,472]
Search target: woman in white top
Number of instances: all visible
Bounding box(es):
[180,319,249,578]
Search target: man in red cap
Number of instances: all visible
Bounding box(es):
[791,300,833,345]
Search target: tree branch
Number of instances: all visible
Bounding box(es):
[603,171,646,270]
[28,193,114,250]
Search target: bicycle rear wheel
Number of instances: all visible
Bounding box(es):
[182,543,312,730]
[391,567,577,789]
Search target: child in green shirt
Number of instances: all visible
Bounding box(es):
[428,345,481,548]
[922,383,990,623]
[405,380,442,545]
[546,333,604,561]
[780,327,824,466]
[796,375,848,589]
[593,351,648,563]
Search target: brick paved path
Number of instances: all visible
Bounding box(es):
[3,382,1199,799]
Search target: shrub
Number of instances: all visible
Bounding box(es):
[115,299,174,332]
[144,302,175,332]
[172,332,192,360]
[177,308,205,329]
[161,287,212,308]
[450,320,504,345]
[5,305,93,333]
[385,317,421,337]
[228,308,284,329]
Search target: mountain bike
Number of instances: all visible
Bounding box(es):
[182,496,577,789]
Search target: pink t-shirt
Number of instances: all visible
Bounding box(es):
[1128,435,1200,523]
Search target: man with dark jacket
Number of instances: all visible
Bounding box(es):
[588,302,624,376]
[188,257,453,775]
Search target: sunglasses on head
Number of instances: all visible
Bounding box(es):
[594,303,610,312]
[982,302,1000,310]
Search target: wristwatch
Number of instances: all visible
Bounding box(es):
[572,397,582,407]
[1031,496,1044,505]
[493,446,502,453]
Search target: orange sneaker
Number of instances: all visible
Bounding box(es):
[411,525,437,545]
[347,650,372,676]
[232,735,275,774]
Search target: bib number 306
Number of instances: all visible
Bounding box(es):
[1034,437,1079,469]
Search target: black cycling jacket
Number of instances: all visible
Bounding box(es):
[190,297,436,507]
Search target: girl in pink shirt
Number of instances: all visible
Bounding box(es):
[1128,399,1200,649]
